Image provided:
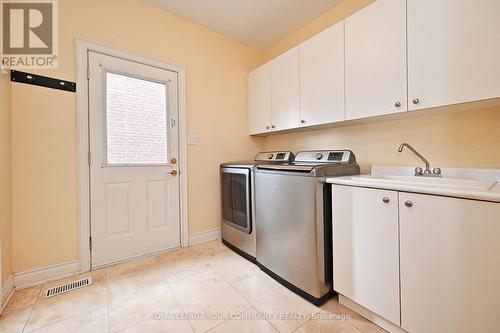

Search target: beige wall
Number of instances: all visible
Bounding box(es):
[0,71,13,287]
[263,0,375,61]
[10,0,500,274]
[11,0,264,273]
[264,108,500,173]
[262,0,500,172]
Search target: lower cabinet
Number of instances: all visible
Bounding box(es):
[332,185,401,325]
[399,193,500,333]
[332,185,500,333]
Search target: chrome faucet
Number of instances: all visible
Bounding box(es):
[397,143,441,177]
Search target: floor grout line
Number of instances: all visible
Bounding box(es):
[19,272,106,333]
[164,275,196,333]
[291,317,311,333]
[21,285,43,333]
[105,268,111,333]
[4,241,384,333]
[229,275,283,333]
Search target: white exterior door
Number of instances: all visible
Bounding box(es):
[88,51,180,267]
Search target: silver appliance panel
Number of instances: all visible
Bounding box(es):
[254,149,360,302]
[255,151,294,162]
[220,151,293,259]
[255,173,329,298]
[256,164,314,172]
[294,150,351,163]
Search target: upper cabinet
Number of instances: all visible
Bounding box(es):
[248,0,500,135]
[270,47,300,131]
[299,22,345,126]
[248,63,271,135]
[345,0,407,120]
[407,0,500,111]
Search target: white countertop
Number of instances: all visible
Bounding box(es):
[326,166,500,203]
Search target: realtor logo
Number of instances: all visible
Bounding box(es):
[1,0,58,69]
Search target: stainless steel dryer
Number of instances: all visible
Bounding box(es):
[254,150,360,304]
[220,151,294,261]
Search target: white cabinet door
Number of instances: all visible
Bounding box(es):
[345,0,407,120]
[270,47,300,131]
[332,186,400,325]
[407,0,500,111]
[400,193,500,333]
[248,63,271,135]
[299,22,344,126]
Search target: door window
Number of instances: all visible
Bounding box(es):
[106,72,168,165]
[221,171,251,233]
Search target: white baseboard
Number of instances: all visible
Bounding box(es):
[10,229,220,290]
[1,275,15,314]
[339,294,407,333]
[14,260,80,290]
[188,228,221,246]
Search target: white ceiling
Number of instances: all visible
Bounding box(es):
[145,0,343,50]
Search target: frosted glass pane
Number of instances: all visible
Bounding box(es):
[106,72,168,164]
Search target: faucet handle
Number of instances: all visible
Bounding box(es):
[414,167,423,176]
[433,167,442,175]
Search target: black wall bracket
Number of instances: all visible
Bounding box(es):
[11,70,76,93]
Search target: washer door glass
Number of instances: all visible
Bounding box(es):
[221,168,251,234]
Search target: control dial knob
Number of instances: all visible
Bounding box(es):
[267,154,274,160]
[315,153,323,160]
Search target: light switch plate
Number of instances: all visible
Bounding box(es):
[187,135,198,145]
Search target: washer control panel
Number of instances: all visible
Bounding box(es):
[255,151,294,162]
[295,150,352,163]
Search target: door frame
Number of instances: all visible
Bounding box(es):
[75,39,189,273]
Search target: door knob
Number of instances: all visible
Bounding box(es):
[405,200,413,208]
[170,157,177,164]
[383,197,390,203]
[167,170,178,176]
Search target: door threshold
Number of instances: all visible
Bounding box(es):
[91,245,181,270]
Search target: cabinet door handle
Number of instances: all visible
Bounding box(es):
[394,102,401,107]
[383,197,390,203]
[412,98,420,104]
[266,126,270,129]
[271,125,276,129]
[405,200,413,208]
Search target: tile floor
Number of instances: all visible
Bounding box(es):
[0,240,386,333]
